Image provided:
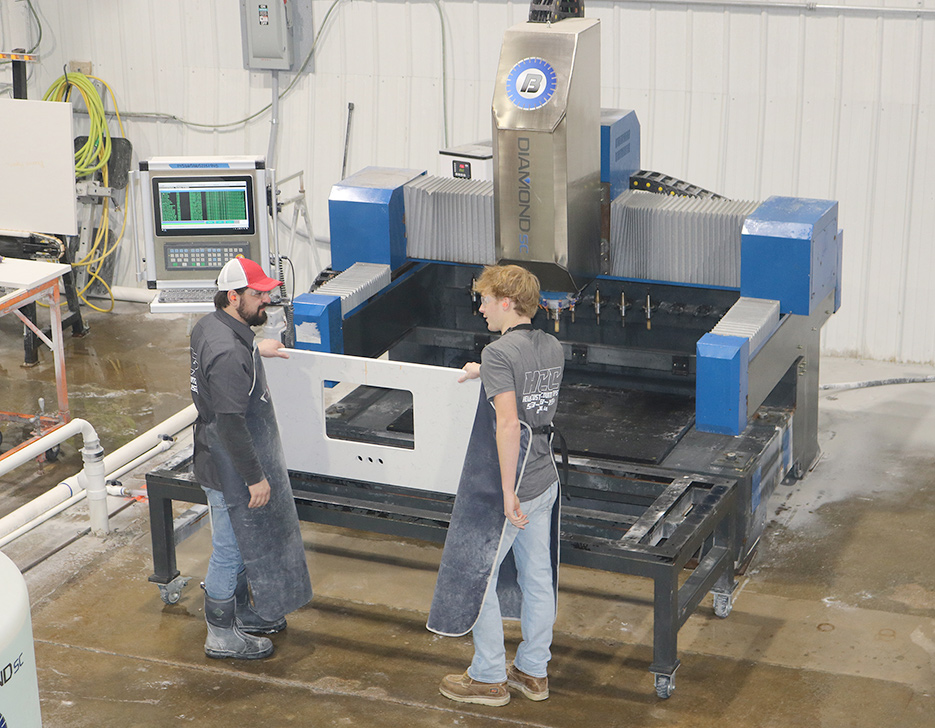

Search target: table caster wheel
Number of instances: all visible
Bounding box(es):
[714,592,733,618]
[157,575,191,605]
[655,674,675,699]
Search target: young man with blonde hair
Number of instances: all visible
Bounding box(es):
[428,264,564,706]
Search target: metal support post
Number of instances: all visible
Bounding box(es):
[791,327,822,477]
[21,301,39,366]
[147,485,181,587]
[650,567,680,698]
[11,47,27,99]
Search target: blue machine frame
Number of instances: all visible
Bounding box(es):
[294,88,842,702]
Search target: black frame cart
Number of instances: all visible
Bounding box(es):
[147,449,737,699]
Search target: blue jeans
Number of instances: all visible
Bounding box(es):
[468,480,558,683]
[202,486,245,600]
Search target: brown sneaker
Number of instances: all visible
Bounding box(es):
[507,663,549,701]
[439,671,510,706]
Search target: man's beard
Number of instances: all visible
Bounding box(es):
[238,298,268,327]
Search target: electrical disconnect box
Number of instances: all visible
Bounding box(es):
[239,0,315,72]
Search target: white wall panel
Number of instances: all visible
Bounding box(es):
[4,0,934,362]
[902,112,935,363]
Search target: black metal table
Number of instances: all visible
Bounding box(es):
[146,450,737,699]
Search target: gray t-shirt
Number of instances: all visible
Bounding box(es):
[480,326,564,500]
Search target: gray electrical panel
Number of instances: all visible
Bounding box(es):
[240,0,315,73]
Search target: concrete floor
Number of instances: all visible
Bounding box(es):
[1,301,934,727]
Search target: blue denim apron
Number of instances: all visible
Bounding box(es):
[427,384,560,637]
[203,344,313,621]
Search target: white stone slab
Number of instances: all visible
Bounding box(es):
[0,98,78,236]
[266,350,481,494]
[0,258,71,290]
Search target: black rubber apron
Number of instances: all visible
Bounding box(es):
[427,383,560,637]
[206,344,313,621]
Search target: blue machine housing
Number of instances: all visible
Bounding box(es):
[740,196,841,316]
[695,334,750,436]
[293,292,343,353]
[696,195,842,436]
[600,109,640,201]
[323,139,841,448]
[328,167,425,272]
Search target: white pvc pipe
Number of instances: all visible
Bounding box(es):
[0,490,86,549]
[0,419,99,476]
[0,405,197,542]
[86,285,153,304]
[82,445,108,535]
[0,418,105,537]
[105,485,146,498]
[65,405,196,494]
[0,482,86,543]
[109,286,154,304]
[0,438,182,549]
[105,439,177,489]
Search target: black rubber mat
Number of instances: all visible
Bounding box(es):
[552,384,695,464]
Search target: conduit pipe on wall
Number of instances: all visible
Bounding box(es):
[267,70,280,170]
[0,405,197,542]
[623,0,935,18]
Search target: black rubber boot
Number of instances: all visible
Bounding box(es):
[204,591,274,660]
[234,570,287,635]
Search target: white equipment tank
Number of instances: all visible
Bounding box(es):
[0,550,42,727]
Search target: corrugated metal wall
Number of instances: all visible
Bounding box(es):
[9,0,935,363]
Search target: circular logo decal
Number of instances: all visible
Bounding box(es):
[506,57,557,110]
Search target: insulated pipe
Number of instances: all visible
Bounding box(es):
[0,405,196,542]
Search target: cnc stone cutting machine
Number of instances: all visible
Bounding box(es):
[148,6,841,700]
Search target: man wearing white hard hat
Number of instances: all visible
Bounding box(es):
[189,256,312,659]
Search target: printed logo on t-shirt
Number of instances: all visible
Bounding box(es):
[522,367,561,414]
[190,349,199,395]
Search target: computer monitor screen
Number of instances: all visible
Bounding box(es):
[152,176,256,237]
[139,158,270,294]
